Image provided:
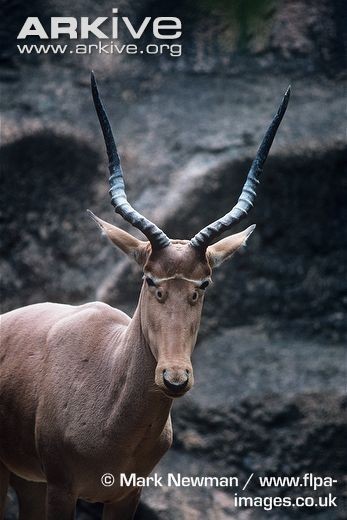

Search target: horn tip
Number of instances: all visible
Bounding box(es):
[278,85,290,116]
[91,71,101,97]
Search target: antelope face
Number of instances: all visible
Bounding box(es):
[88,215,256,398]
[89,72,289,397]
[140,241,211,397]
[139,233,256,398]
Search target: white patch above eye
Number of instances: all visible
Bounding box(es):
[143,272,212,286]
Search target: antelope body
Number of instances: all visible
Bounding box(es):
[0,74,289,519]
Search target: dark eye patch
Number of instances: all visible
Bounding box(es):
[145,276,157,287]
[199,281,210,290]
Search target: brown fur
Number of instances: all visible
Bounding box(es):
[0,217,254,519]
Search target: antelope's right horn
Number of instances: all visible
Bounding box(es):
[190,87,291,250]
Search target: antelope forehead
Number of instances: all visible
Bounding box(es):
[144,272,210,285]
[145,242,211,281]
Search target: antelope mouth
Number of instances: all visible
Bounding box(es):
[158,386,191,399]
[160,386,190,399]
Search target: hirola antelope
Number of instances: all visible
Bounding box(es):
[0,73,289,519]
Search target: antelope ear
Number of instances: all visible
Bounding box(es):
[87,210,149,266]
[207,225,256,268]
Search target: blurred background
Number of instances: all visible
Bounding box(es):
[1,0,346,518]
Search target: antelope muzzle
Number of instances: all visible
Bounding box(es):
[157,365,194,397]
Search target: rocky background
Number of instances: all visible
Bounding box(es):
[1,0,346,518]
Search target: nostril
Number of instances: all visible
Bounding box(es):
[162,370,189,392]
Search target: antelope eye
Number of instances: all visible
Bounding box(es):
[146,277,156,288]
[200,281,210,290]
[191,290,199,302]
[156,289,164,301]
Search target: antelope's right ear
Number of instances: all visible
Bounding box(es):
[206,225,256,268]
[87,210,150,266]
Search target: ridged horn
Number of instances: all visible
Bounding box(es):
[91,71,170,250]
[190,87,290,250]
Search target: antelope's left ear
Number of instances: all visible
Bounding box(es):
[87,210,150,266]
[207,225,256,268]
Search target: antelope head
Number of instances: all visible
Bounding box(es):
[89,72,290,398]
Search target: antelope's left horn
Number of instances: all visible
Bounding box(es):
[190,87,291,250]
[91,72,170,250]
